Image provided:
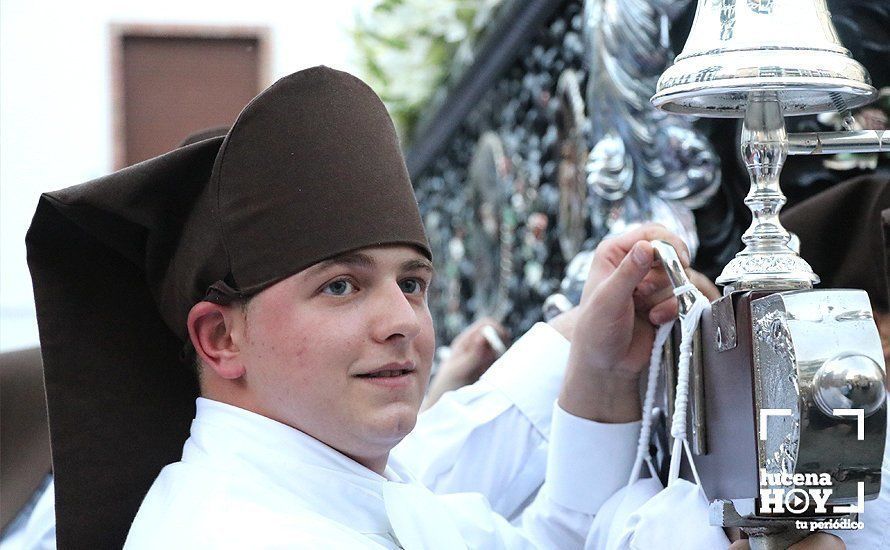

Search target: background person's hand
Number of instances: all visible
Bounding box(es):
[559,223,690,422]
[422,317,509,410]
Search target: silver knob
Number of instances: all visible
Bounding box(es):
[812,353,886,418]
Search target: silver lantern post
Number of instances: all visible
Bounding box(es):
[651,1,887,548]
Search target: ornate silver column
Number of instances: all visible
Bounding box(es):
[652,2,886,549]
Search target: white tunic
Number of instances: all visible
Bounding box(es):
[125,324,640,549]
[397,324,890,549]
[395,321,611,519]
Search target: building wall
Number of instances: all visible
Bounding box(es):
[0,1,373,351]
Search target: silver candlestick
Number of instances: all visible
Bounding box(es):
[716,92,819,292]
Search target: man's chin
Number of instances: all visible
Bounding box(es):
[366,405,420,446]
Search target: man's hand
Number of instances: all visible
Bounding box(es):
[558,223,690,423]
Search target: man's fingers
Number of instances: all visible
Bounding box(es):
[648,296,679,325]
[635,285,675,312]
[635,267,719,311]
[490,321,510,342]
[600,223,692,268]
[634,268,671,297]
[633,268,673,309]
[596,241,655,308]
[689,269,720,301]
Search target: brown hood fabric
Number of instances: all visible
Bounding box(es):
[177,125,229,147]
[0,347,51,532]
[781,173,890,311]
[26,66,429,549]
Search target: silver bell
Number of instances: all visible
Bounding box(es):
[652,0,877,116]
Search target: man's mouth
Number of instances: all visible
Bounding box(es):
[358,369,412,378]
[355,362,415,379]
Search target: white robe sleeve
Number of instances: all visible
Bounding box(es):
[420,404,641,550]
[393,322,570,518]
[394,322,641,548]
[508,404,638,548]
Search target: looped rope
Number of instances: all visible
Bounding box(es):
[626,283,711,488]
[628,321,675,485]
[667,291,710,487]
[671,283,697,297]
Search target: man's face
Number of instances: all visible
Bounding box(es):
[233,245,435,467]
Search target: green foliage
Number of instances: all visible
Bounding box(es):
[352,0,505,143]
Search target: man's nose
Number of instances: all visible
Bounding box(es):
[370,283,422,343]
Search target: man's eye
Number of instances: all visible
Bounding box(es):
[399,278,426,295]
[323,279,355,296]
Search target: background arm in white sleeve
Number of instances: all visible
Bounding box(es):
[430,401,640,549]
[395,320,641,547]
[393,322,570,518]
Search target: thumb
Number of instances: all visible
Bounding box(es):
[593,241,653,308]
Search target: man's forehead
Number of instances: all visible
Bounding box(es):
[304,246,433,275]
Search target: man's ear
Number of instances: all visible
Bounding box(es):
[187,301,246,380]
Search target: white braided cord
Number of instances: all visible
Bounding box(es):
[628,321,675,485]
[667,292,711,486]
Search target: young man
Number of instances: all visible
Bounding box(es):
[27,67,837,548]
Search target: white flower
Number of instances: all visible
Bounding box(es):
[352,0,507,138]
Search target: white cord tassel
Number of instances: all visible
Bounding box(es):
[628,321,675,485]
[667,291,711,487]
